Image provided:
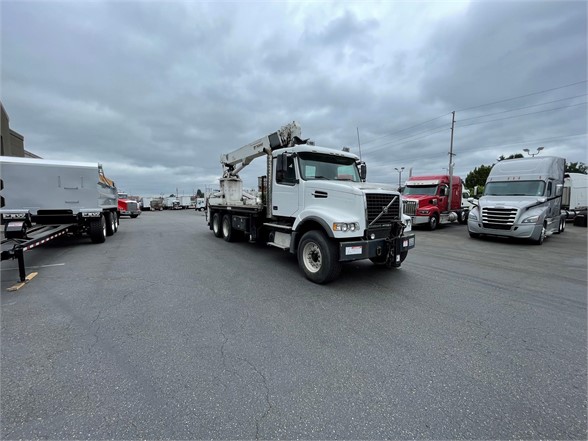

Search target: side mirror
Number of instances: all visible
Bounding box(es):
[556,183,563,196]
[359,162,367,181]
[275,153,288,182]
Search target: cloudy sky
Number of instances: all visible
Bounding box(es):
[2,0,586,196]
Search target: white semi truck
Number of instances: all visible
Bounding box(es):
[467,156,567,244]
[207,122,415,284]
[1,157,120,281]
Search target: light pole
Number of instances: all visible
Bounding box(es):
[394,167,405,191]
[523,146,544,157]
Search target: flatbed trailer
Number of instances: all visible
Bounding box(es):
[1,223,75,282]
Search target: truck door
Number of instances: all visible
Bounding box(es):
[272,154,300,217]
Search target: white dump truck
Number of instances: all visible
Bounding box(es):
[467,156,567,244]
[1,157,120,281]
[206,122,415,284]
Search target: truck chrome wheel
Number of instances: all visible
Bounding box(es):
[297,230,341,284]
[212,213,223,238]
[301,242,322,273]
[222,214,235,242]
[533,224,546,245]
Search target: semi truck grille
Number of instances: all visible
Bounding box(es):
[482,207,517,230]
[402,200,417,216]
[366,193,400,226]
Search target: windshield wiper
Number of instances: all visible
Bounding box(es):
[312,176,329,180]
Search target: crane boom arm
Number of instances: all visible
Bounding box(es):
[221,121,302,177]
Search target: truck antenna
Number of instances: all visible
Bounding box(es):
[356,127,363,161]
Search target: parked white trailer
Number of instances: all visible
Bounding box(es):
[141,197,153,211]
[562,173,588,218]
[178,196,192,209]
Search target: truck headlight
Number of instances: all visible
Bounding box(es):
[522,215,539,223]
[418,210,430,215]
[469,212,478,221]
[333,222,360,232]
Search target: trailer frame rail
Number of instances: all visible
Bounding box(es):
[1,223,75,283]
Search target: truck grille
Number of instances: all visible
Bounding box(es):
[402,200,417,216]
[482,207,517,230]
[366,193,400,226]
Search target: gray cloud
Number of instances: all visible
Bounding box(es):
[1,1,586,196]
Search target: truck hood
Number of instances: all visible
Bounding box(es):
[478,195,547,209]
[305,180,399,195]
[402,195,437,203]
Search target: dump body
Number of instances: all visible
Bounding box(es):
[1,157,121,276]
[0,157,117,217]
[468,156,566,243]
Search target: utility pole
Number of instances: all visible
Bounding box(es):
[448,111,456,211]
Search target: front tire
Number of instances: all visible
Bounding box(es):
[297,230,341,284]
[89,215,106,243]
[532,223,546,245]
[468,231,480,239]
[458,211,468,224]
[428,214,439,231]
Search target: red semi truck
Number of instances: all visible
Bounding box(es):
[401,174,469,230]
[118,192,141,218]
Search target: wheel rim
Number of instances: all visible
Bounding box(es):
[213,216,220,234]
[302,241,322,273]
[223,219,230,237]
[102,220,106,237]
[431,217,437,229]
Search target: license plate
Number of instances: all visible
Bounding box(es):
[345,245,363,255]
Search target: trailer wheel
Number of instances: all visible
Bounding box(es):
[105,212,115,236]
[428,214,439,231]
[212,213,223,238]
[89,215,106,244]
[297,230,341,284]
[113,212,119,233]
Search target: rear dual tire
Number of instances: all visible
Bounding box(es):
[90,215,107,244]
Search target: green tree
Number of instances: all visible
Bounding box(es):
[465,164,492,189]
[497,153,524,161]
[565,161,587,174]
[196,189,204,198]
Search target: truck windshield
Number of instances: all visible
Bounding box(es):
[298,153,360,182]
[403,185,438,196]
[484,180,546,196]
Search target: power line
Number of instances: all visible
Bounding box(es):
[457,102,587,128]
[364,125,450,153]
[456,80,587,113]
[364,133,586,168]
[361,112,451,146]
[458,94,587,122]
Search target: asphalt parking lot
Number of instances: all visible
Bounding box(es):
[1,210,586,439]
